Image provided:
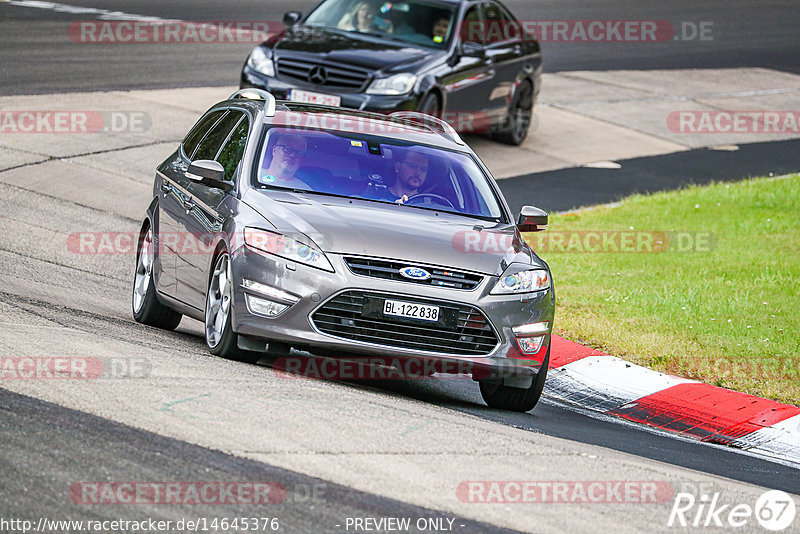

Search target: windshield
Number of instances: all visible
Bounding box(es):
[305,0,456,48]
[254,127,504,221]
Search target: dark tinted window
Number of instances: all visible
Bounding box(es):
[482,2,517,44]
[462,5,486,45]
[216,116,249,182]
[182,110,225,158]
[193,111,244,161]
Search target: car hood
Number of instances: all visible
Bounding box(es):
[242,190,540,276]
[269,25,439,73]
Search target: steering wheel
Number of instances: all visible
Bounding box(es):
[404,193,455,209]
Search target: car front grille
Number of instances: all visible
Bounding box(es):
[343,257,483,290]
[276,57,370,91]
[311,291,499,356]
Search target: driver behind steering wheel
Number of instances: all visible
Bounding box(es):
[369,148,429,204]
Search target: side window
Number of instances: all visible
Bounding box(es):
[482,2,516,44]
[182,110,225,159]
[461,5,486,45]
[193,111,243,161]
[215,116,249,183]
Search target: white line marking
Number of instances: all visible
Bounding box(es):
[8,0,180,22]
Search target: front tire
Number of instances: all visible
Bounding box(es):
[479,347,549,412]
[419,92,440,117]
[132,224,182,330]
[204,251,261,364]
[493,80,534,146]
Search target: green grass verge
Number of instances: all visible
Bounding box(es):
[527,174,799,406]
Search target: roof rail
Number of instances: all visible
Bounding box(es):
[228,88,276,117]
[388,111,465,145]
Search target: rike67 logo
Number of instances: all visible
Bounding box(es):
[668,489,797,531]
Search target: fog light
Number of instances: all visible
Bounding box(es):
[512,321,550,336]
[245,294,289,317]
[242,279,298,303]
[516,335,545,355]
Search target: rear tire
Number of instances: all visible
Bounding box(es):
[479,347,549,412]
[493,80,534,146]
[132,223,182,330]
[204,251,261,364]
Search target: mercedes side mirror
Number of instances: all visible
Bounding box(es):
[283,11,302,25]
[461,41,486,59]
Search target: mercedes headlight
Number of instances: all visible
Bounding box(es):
[491,268,550,295]
[244,227,333,272]
[366,72,417,95]
[247,47,275,77]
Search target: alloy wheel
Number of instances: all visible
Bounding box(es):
[205,253,232,349]
[132,228,154,313]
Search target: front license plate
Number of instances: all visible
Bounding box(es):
[288,89,341,107]
[383,299,440,322]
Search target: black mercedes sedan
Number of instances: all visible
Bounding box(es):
[240,0,541,145]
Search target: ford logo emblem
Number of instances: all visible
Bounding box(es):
[399,266,431,281]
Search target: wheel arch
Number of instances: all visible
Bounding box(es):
[417,75,444,113]
[144,196,159,232]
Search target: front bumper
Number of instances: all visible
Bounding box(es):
[229,246,555,381]
[241,67,419,113]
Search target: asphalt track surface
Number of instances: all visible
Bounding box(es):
[1,0,799,95]
[0,389,520,534]
[497,138,800,213]
[2,1,800,532]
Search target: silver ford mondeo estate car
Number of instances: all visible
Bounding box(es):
[132,89,554,412]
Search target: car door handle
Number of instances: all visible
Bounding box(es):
[183,198,196,211]
[160,181,170,193]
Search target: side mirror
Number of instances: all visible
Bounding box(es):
[461,41,486,59]
[187,160,232,191]
[517,206,548,232]
[283,11,302,25]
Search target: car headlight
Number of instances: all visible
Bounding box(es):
[247,47,275,77]
[491,269,550,295]
[244,227,333,272]
[366,73,417,95]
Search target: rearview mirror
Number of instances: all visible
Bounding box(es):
[187,160,232,191]
[517,206,548,232]
[283,11,302,25]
